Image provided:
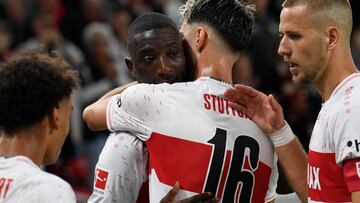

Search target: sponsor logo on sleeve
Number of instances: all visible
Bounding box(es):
[116,96,122,108]
[95,168,109,190]
[347,139,360,152]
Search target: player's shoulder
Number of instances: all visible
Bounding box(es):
[121,81,194,99]
[129,81,193,90]
[331,74,360,108]
[15,169,76,202]
[335,73,360,97]
[32,170,75,197]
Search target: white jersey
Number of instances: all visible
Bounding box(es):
[106,77,278,203]
[308,73,360,202]
[0,156,75,203]
[88,132,148,203]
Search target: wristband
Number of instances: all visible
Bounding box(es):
[269,121,296,147]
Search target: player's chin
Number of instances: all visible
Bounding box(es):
[291,72,310,86]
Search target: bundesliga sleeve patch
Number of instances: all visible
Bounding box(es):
[95,168,109,190]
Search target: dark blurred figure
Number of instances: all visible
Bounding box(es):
[232,52,259,87]
[0,0,33,48]
[82,22,119,84]
[248,0,281,94]
[0,20,13,61]
[16,11,90,85]
[107,4,133,84]
[352,27,360,68]
[60,0,105,50]
[36,0,64,27]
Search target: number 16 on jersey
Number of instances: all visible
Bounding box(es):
[204,128,260,203]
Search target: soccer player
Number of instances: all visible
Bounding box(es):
[84,0,279,202]
[0,52,79,202]
[85,12,215,203]
[225,0,360,202]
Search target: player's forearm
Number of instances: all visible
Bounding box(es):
[98,81,137,102]
[83,82,137,131]
[83,97,109,131]
[275,138,308,203]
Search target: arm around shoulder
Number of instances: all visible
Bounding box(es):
[83,82,137,131]
[83,96,110,131]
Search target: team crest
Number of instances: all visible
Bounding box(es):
[356,162,360,178]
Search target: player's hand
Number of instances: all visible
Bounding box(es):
[224,84,285,134]
[160,182,219,203]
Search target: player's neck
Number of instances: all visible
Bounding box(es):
[314,51,358,101]
[0,127,47,166]
[196,51,237,84]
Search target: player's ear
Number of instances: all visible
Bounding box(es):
[125,57,136,79]
[195,26,208,53]
[48,106,60,134]
[326,26,339,50]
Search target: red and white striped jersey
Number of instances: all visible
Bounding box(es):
[106,77,278,203]
[308,73,360,203]
[0,156,75,203]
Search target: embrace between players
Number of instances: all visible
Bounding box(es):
[1,0,359,202]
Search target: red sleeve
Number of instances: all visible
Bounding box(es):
[343,158,360,192]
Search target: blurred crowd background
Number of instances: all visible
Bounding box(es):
[0,0,359,201]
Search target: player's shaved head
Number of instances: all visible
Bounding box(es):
[127,12,180,58]
[282,0,353,44]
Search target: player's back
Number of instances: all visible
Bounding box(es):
[107,77,277,203]
[0,156,76,203]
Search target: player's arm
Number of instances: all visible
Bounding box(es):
[224,84,308,203]
[352,191,360,203]
[343,157,360,203]
[275,138,307,203]
[83,81,137,131]
[88,133,148,203]
[336,102,360,203]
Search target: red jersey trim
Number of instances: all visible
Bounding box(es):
[343,158,360,193]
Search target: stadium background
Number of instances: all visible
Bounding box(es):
[0,0,359,201]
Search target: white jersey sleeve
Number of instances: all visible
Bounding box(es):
[265,153,278,202]
[333,95,360,165]
[88,132,148,203]
[106,84,166,141]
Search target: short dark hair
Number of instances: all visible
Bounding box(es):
[180,0,255,52]
[282,0,352,42]
[0,52,79,133]
[127,12,180,56]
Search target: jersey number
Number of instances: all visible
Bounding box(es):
[204,128,260,203]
